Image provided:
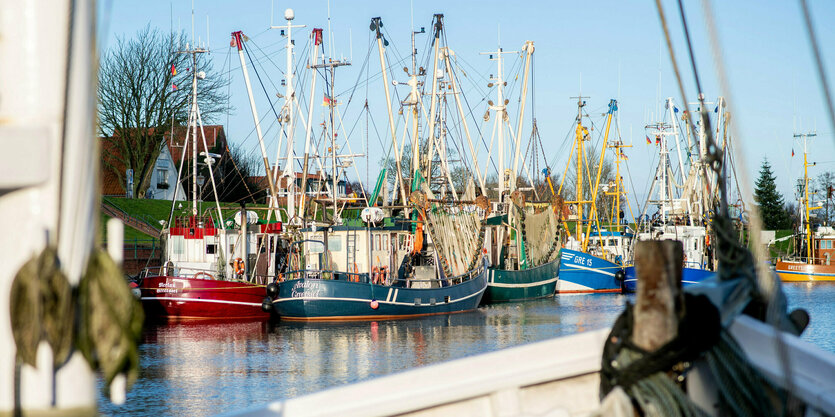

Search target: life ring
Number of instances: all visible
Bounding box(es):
[380,266,388,285]
[233,258,245,275]
[194,271,215,280]
[372,266,380,284]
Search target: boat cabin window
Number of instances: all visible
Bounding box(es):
[609,239,616,247]
[328,236,343,252]
[307,241,325,254]
[383,235,389,250]
[374,235,380,251]
[206,244,217,254]
[172,235,185,255]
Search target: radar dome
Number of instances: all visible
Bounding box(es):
[284,8,295,21]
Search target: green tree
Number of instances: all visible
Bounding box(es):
[754,159,791,229]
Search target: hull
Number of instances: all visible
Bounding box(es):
[556,248,621,294]
[272,265,489,321]
[622,266,714,293]
[140,276,270,321]
[483,258,559,303]
[775,260,835,282]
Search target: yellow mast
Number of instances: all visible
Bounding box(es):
[797,131,821,263]
[582,100,618,252]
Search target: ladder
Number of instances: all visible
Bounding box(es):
[346,230,357,273]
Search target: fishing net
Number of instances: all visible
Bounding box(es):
[415,184,484,277]
[513,202,560,267]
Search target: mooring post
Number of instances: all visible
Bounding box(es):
[633,240,684,351]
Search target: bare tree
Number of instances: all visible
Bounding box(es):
[561,143,615,222]
[98,26,229,198]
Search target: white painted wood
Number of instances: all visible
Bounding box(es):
[221,328,609,417]
[729,315,835,415]
[223,313,835,417]
[0,0,97,412]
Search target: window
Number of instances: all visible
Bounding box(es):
[374,235,381,251]
[609,239,616,247]
[308,241,325,254]
[328,236,343,252]
[206,244,217,254]
[171,236,185,255]
[157,169,170,189]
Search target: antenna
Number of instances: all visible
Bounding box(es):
[206,14,210,50]
[327,0,334,59]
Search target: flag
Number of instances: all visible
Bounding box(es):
[172,84,177,91]
[655,135,661,145]
[792,148,795,157]
[621,152,629,160]
[645,135,651,144]
[322,96,335,106]
[171,64,177,76]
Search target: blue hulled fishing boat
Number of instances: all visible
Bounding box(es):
[555,99,634,294]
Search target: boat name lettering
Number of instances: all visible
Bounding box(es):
[157,282,180,293]
[291,281,322,298]
[573,255,593,267]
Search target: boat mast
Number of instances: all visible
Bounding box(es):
[298,29,323,222]
[511,41,535,196]
[583,99,617,252]
[425,14,443,187]
[272,9,305,224]
[231,31,281,220]
[795,131,819,263]
[570,97,588,239]
[443,47,486,195]
[371,17,408,207]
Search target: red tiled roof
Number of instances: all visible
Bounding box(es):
[166,125,227,163]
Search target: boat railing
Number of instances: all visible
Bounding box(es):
[274,258,486,287]
[140,265,269,285]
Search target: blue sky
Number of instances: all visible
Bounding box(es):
[97,0,835,209]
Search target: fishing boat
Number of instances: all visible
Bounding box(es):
[476,40,561,303]
[266,15,488,320]
[556,99,633,294]
[221,1,835,408]
[623,97,731,292]
[139,35,277,321]
[774,131,835,281]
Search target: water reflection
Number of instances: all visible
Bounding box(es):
[99,286,831,417]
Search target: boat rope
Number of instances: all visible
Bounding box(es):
[10,247,144,396]
[600,294,780,417]
[606,2,801,416]
[798,0,835,147]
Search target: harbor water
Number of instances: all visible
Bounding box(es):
[99,283,834,417]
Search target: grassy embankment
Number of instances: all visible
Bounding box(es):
[101,197,273,245]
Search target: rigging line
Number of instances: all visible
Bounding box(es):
[449,57,498,176]
[700,0,797,411]
[653,0,699,151]
[241,40,284,123]
[799,0,835,145]
[342,37,375,109]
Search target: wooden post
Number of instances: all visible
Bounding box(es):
[633,240,684,351]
